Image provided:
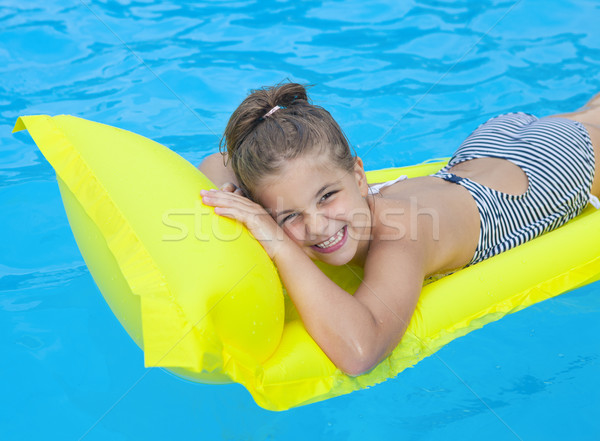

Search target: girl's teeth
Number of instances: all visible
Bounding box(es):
[316,228,344,248]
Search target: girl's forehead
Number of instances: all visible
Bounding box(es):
[266,155,345,186]
[256,156,348,204]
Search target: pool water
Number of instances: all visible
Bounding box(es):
[1,1,599,440]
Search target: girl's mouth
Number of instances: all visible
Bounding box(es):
[310,226,348,254]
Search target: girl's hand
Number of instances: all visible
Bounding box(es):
[219,181,244,195]
[200,189,287,259]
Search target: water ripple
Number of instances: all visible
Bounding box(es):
[0,264,89,295]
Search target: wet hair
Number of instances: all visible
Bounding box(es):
[220,82,356,200]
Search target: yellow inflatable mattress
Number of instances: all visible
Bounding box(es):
[13,115,600,411]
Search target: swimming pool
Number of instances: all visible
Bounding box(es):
[1,1,599,439]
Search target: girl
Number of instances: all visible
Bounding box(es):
[199,83,600,376]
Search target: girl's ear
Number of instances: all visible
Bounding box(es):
[353,157,369,197]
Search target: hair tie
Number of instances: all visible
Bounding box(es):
[262,105,281,119]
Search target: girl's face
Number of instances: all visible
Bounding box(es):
[255,152,372,266]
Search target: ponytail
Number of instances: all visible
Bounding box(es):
[220,82,355,200]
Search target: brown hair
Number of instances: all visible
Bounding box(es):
[220,82,356,200]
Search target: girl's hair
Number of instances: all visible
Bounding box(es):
[220,82,356,200]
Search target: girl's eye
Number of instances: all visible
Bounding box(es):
[320,191,337,203]
[280,213,298,225]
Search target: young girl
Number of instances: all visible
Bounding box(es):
[199,83,600,376]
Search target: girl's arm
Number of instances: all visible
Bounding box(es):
[200,190,425,376]
[274,233,425,375]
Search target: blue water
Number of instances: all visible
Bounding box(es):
[1,1,599,439]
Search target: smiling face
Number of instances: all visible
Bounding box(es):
[254,152,372,266]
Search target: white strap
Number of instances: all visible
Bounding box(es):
[589,194,600,210]
[368,175,408,195]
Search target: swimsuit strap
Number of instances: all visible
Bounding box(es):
[368,175,408,195]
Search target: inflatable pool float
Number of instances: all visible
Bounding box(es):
[13,115,600,411]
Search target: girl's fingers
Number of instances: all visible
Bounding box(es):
[200,188,283,257]
[201,190,264,218]
[218,182,246,196]
[213,206,237,219]
[202,189,256,207]
[201,189,251,208]
[220,182,237,193]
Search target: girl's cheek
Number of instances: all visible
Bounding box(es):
[283,224,305,244]
[324,199,347,221]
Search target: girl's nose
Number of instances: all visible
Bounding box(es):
[305,210,328,240]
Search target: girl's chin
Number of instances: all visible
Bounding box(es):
[315,247,362,268]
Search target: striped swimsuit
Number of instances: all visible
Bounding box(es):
[432,112,597,266]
